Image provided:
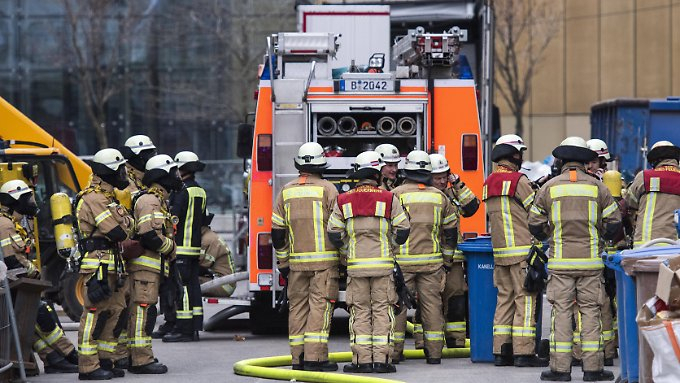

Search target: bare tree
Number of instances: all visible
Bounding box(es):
[62,0,150,149]
[494,0,560,137]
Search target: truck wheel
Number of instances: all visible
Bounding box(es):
[58,270,85,322]
[250,292,288,335]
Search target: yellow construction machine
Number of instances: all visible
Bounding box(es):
[0,96,91,321]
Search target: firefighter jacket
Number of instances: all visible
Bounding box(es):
[199,226,234,277]
[327,179,410,277]
[392,181,458,272]
[171,178,206,257]
[271,173,339,271]
[0,207,37,276]
[529,163,622,271]
[75,176,134,274]
[624,159,680,246]
[483,161,536,266]
[125,164,146,196]
[443,178,479,261]
[130,185,176,275]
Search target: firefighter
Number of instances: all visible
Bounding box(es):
[482,135,547,368]
[571,139,620,367]
[327,150,410,374]
[74,149,134,380]
[529,137,621,382]
[585,139,611,178]
[122,134,157,195]
[271,142,340,372]
[127,154,182,374]
[375,143,402,190]
[624,140,680,247]
[162,151,207,343]
[391,151,458,365]
[199,221,236,297]
[430,153,480,349]
[114,134,157,367]
[0,180,78,374]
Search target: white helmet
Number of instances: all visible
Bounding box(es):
[495,134,526,151]
[375,143,400,163]
[404,150,432,172]
[145,154,177,173]
[294,142,327,167]
[491,134,526,162]
[92,148,127,171]
[0,180,32,201]
[586,139,611,161]
[175,151,206,172]
[552,136,597,163]
[647,140,680,165]
[124,135,156,155]
[353,151,384,171]
[429,153,450,174]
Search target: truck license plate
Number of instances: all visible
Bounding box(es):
[341,79,394,92]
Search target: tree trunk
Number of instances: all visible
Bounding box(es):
[514,111,524,138]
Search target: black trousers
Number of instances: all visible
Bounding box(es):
[174,255,203,333]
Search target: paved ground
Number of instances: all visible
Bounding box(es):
[26,293,620,383]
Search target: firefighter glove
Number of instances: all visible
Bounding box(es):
[87,264,112,303]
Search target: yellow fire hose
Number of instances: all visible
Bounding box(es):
[234,321,471,383]
[234,348,470,383]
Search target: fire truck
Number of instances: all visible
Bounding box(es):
[237,9,493,332]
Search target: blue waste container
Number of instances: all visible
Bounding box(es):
[605,245,680,383]
[459,236,496,362]
[460,236,545,363]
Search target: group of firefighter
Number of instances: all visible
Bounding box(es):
[273,136,679,381]
[1,135,235,380]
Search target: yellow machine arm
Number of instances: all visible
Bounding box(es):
[0,97,91,190]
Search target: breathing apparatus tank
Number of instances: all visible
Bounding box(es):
[602,170,622,198]
[50,192,76,257]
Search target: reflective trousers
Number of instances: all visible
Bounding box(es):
[175,255,203,333]
[573,285,616,360]
[287,268,338,364]
[547,270,604,373]
[34,303,74,363]
[492,262,537,355]
[347,274,397,365]
[127,270,160,367]
[442,263,467,347]
[393,268,445,359]
[78,274,126,373]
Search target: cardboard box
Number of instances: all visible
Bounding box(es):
[656,256,680,310]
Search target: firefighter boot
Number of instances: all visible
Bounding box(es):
[583,370,615,382]
[66,349,79,365]
[99,359,125,378]
[303,361,338,372]
[540,370,572,382]
[127,362,168,374]
[514,355,549,367]
[292,352,304,371]
[604,357,614,366]
[343,363,373,373]
[44,351,78,374]
[113,358,128,370]
[494,343,514,366]
[151,321,174,339]
[373,363,397,373]
[78,368,114,381]
[162,331,193,342]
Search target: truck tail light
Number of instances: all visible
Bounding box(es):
[462,134,478,171]
[257,134,272,171]
[257,232,272,269]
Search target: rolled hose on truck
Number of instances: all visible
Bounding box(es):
[234,320,471,383]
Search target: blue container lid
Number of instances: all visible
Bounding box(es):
[458,236,493,253]
[605,246,680,270]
